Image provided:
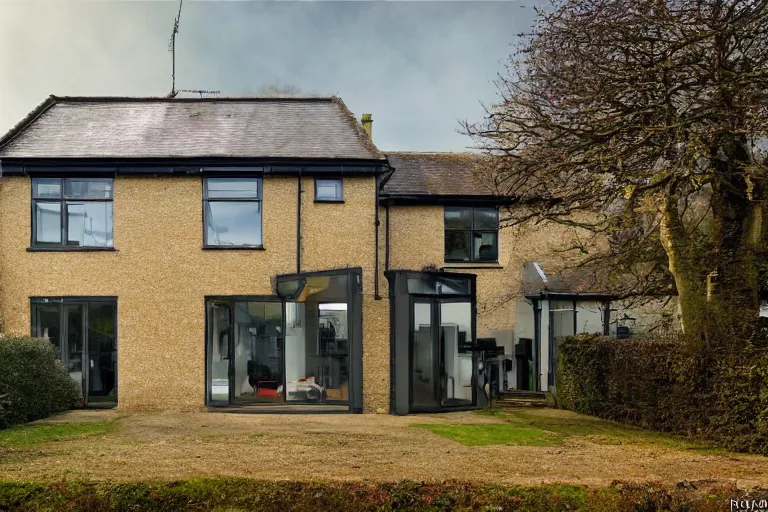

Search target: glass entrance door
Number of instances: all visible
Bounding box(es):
[410,299,474,411]
[411,300,439,410]
[31,298,118,406]
[87,302,117,405]
[206,299,284,405]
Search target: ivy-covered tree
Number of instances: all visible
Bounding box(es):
[466,0,768,341]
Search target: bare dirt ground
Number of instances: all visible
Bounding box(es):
[2,408,767,488]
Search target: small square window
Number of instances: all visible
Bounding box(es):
[315,178,343,202]
[444,206,499,263]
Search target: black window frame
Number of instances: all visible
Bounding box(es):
[202,177,264,249]
[30,177,115,251]
[30,296,119,407]
[314,178,344,203]
[444,206,499,263]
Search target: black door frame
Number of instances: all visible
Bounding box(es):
[204,296,283,406]
[30,296,118,407]
[205,267,364,412]
[408,294,476,413]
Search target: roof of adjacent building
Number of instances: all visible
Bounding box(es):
[383,152,497,196]
[523,261,613,298]
[0,96,384,161]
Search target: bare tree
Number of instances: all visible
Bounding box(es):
[465,0,768,341]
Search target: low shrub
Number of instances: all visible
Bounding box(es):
[557,333,768,454]
[0,336,81,429]
[0,478,758,512]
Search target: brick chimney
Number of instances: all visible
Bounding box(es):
[361,113,373,138]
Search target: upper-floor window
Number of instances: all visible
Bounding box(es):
[32,178,114,249]
[315,178,343,202]
[203,178,262,248]
[444,206,498,263]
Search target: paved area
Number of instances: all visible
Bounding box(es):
[1,408,767,487]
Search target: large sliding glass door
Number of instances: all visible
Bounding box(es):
[206,269,362,411]
[31,297,118,406]
[206,299,284,405]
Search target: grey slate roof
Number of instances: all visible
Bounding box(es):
[383,152,496,196]
[523,261,613,298]
[0,96,384,160]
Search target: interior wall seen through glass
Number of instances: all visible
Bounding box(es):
[440,302,472,405]
[284,274,350,403]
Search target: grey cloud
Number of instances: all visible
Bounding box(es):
[0,1,536,151]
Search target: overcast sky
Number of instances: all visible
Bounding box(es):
[0,1,537,152]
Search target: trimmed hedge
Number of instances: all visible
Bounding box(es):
[557,334,768,454]
[0,478,760,512]
[0,336,81,429]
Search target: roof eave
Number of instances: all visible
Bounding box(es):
[379,193,517,206]
[0,95,58,153]
[525,291,615,300]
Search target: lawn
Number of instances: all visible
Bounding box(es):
[0,421,116,448]
[412,422,564,446]
[0,408,765,488]
[412,408,719,450]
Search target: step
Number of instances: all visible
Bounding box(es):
[495,399,548,408]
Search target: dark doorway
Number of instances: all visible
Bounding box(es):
[31,297,118,407]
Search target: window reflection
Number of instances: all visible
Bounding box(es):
[67,202,114,247]
[35,202,61,243]
[203,178,263,247]
[32,178,114,248]
[206,202,262,246]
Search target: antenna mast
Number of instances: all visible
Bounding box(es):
[168,0,183,98]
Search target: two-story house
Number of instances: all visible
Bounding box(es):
[0,95,649,414]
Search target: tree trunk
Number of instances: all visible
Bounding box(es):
[708,142,760,342]
[659,193,707,339]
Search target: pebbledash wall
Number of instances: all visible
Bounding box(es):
[382,204,588,357]
[0,175,390,413]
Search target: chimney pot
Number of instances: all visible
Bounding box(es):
[361,113,373,138]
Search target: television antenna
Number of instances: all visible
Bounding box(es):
[166,0,221,99]
[168,0,183,98]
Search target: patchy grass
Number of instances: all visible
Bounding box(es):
[412,422,563,446]
[485,409,722,451]
[1,410,763,486]
[414,408,723,450]
[0,420,117,448]
[0,478,755,512]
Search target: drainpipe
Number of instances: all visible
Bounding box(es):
[379,165,396,274]
[374,172,382,300]
[296,169,302,274]
[385,201,391,272]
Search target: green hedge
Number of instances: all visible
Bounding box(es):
[557,334,768,454]
[0,336,81,429]
[0,478,759,512]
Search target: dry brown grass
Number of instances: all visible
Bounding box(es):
[1,408,767,488]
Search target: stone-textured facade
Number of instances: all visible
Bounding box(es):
[0,175,390,412]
